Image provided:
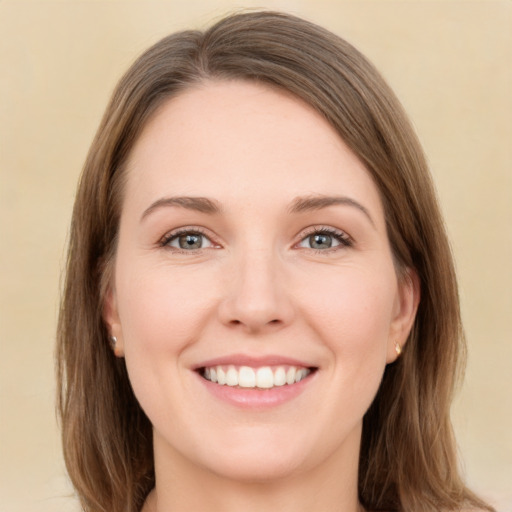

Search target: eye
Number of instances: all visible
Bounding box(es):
[161,229,215,251]
[297,228,352,251]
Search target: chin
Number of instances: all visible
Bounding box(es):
[205,449,306,483]
[190,426,327,483]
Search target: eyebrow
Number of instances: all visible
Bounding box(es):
[289,195,375,227]
[141,196,222,221]
[140,194,375,227]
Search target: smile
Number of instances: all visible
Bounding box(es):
[200,365,314,389]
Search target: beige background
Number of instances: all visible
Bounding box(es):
[0,1,510,511]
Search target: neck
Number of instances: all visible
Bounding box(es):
[144,426,363,512]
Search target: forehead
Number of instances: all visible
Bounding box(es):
[123,80,384,223]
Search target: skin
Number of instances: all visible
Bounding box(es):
[104,80,419,512]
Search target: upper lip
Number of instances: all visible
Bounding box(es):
[193,353,317,370]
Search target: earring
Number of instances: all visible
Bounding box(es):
[110,335,123,357]
[394,341,402,356]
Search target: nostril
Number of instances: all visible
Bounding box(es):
[229,319,280,326]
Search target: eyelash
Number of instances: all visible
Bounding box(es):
[296,226,353,253]
[159,227,216,254]
[159,226,353,254]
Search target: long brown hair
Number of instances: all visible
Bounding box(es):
[57,11,494,512]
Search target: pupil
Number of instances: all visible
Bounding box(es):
[179,234,202,249]
[311,234,332,249]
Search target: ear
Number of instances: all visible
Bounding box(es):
[386,268,420,363]
[103,285,125,358]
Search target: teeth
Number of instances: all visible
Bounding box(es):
[217,367,226,385]
[202,365,311,389]
[295,368,307,383]
[226,365,238,386]
[274,367,286,386]
[286,367,296,385]
[256,367,274,388]
[239,366,256,387]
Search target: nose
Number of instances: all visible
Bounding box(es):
[217,249,295,334]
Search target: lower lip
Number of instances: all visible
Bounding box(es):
[196,371,316,409]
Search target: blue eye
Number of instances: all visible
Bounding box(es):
[164,231,214,250]
[297,229,352,250]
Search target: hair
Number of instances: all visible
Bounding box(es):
[57,10,494,512]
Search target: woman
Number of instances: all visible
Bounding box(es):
[56,11,494,512]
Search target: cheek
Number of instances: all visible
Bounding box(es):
[297,263,397,407]
[300,264,397,349]
[113,260,220,423]
[116,261,217,351]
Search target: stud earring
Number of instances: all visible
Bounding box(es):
[395,341,402,356]
[110,335,123,357]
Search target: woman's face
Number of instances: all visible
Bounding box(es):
[105,80,418,482]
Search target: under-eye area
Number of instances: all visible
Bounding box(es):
[197,365,318,389]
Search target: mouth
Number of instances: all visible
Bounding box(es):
[197,364,317,389]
